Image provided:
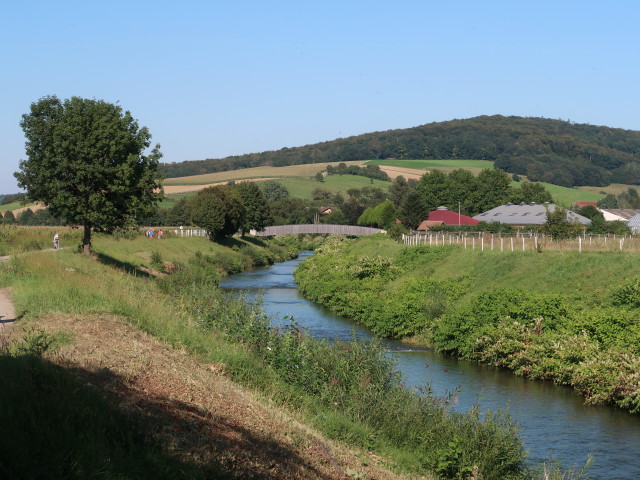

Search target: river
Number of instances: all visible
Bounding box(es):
[220,252,640,479]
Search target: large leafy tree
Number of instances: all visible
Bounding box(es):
[15,96,163,254]
[233,181,273,236]
[188,185,245,240]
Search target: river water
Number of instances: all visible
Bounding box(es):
[220,252,640,479]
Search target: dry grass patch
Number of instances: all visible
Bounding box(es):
[162,161,365,186]
[20,313,406,480]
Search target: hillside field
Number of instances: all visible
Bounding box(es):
[162,161,363,186]
[160,158,607,208]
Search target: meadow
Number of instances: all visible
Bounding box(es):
[365,158,495,170]
[162,161,364,186]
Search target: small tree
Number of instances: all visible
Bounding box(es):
[15,96,163,254]
[542,206,583,239]
[233,181,273,236]
[187,186,245,240]
[3,210,16,225]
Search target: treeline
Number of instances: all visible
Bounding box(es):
[159,115,640,187]
[1,208,62,226]
[325,163,390,181]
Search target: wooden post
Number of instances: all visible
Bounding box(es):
[511,237,514,251]
[522,237,525,251]
[578,236,582,253]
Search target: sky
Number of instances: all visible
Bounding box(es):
[1,0,639,193]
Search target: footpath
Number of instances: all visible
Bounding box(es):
[0,287,16,346]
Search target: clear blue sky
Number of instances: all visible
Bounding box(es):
[2,0,639,193]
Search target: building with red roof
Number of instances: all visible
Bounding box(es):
[427,206,479,226]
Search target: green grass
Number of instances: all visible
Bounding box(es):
[513,182,604,206]
[0,200,38,213]
[276,175,390,200]
[365,159,495,170]
[577,183,638,196]
[162,161,364,186]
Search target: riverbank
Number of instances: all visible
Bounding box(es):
[1,234,407,479]
[0,231,596,479]
[294,235,640,413]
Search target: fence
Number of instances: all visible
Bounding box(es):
[171,228,207,238]
[401,232,640,253]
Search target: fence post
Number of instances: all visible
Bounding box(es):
[522,237,525,251]
[578,237,582,253]
[472,237,475,250]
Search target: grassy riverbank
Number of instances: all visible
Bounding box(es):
[294,235,640,414]
[0,231,593,479]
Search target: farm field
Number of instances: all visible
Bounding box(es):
[158,159,608,207]
[515,181,604,206]
[365,158,494,175]
[578,183,637,196]
[162,161,363,186]
[276,175,390,200]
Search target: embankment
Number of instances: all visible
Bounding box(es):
[294,235,640,413]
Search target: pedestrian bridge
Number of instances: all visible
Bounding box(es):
[252,224,386,236]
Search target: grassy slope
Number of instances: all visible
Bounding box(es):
[365,159,495,170]
[277,175,391,199]
[0,236,407,480]
[162,161,364,186]
[331,235,640,306]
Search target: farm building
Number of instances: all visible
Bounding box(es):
[627,214,640,233]
[473,202,591,227]
[598,209,640,222]
[426,206,479,226]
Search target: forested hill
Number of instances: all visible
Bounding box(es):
[159,115,640,187]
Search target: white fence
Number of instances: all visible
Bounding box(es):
[401,232,637,253]
[172,228,207,238]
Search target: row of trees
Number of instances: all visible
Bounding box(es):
[597,187,640,209]
[325,163,390,181]
[1,208,62,226]
[386,169,553,229]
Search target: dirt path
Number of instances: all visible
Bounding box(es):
[0,287,16,346]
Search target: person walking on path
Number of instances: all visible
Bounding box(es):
[53,233,60,249]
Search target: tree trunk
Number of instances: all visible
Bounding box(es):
[82,222,92,255]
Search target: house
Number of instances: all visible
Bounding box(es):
[318,206,333,215]
[416,220,444,231]
[599,209,640,222]
[427,206,479,226]
[473,202,591,227]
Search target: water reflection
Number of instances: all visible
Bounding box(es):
[220,252,640,479]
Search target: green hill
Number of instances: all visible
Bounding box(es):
[159,115,640,188]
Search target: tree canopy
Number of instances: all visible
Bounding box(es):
[15,96,163,253]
